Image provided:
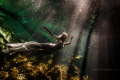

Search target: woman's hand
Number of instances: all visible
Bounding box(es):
[64,35,74,45]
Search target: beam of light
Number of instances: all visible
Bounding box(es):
[51,0,93,79]
[63,0,91,64]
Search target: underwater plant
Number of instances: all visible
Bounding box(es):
[0,54,91,80]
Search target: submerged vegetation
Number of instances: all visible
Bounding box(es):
[0,54,92,80]
[0,53,89,80]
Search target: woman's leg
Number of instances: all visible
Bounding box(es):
[6,43,24,48]
[8,47,27,55]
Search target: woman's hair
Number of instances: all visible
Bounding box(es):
[61,32,68,37]
[58,32,68,41]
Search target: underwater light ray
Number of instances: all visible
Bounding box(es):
[58,0,92,79]
[67,0,91,58]
[65,0,91,56]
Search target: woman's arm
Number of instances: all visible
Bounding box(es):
[44,26,58,39]
[64,36,73,45]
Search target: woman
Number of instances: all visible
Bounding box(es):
[2,26,73,55]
